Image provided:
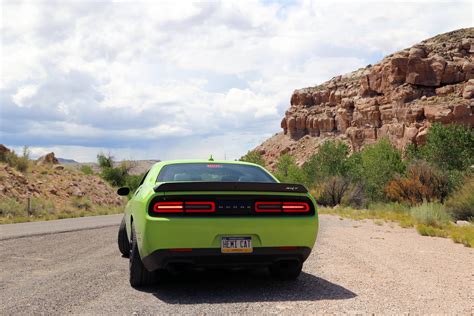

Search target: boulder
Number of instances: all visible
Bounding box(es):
[0,144,11,154]
[37,152,59,165]
[462,79,474,99]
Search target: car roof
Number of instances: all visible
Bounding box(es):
[152,159,262,168]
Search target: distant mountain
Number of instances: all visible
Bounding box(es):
[69,159,161,175]
[57,157,79,164]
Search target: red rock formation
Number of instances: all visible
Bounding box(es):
[36,152,59,165]
[257,29,474,168]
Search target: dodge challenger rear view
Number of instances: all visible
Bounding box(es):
[116,160,319,287]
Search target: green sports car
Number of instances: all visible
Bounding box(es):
[117,160,319,287]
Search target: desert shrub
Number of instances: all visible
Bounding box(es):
[30,197,56,216]
[445,177,474,221]
[126,174,144,194]
[274,154,305,183]
[410,202,451,228]
[411,123,474,171]
[341,182,366,208]
[1,147,30,173]
[97,153,114,169]
[100,166,128,187]
[70,197,92,211]
[314,176,350,206]
[354,138,406,201]
[0,197,24,217]
[385,160,449,204]
[240,150,265,167]
[302,140,350,185]
[80,165,94,175]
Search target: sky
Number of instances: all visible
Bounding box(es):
[0,0,472,162]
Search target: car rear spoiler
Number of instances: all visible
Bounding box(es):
[153,182,308,193]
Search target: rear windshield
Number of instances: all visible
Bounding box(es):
[157,163,276,183]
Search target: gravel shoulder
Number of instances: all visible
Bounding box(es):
[0,214,472,314]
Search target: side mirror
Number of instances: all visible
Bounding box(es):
[117,187,130,196]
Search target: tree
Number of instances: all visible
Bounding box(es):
[302,140,350,185]
[240,150,265,167]
[274,154,305,183]
[358,138,406,201]
[415,123,474,171]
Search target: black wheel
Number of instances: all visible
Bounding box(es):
[118,216,130,257]
[129,224,156,287]
[269,260,303,280]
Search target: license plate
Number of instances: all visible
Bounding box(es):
[221,237,252,253]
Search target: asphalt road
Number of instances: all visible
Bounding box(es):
[0,214,472,314]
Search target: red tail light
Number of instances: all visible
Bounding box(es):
[255,202,282,213]
[185,201,215,213]
[153,202,184,213]
[152,201,215,213]
[255,201,310,213]
[282,202,310,212]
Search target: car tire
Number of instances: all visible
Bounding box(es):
[129,224,156,287]
[269,260,303,280]
[118,216,130,257]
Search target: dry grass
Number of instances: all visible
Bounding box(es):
[320,203,473,247]
[0,197,123,224]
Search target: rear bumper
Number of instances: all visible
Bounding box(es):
[142,247,312,271]
[138,216,319,259]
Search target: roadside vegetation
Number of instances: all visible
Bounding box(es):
[0,146,31,173]
[243,123,474,247]
[96,153,144,196]
[0,149,126,224]
[0,196,123,224]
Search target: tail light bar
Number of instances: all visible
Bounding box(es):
[185,201,215,213]
[255,202,282,213]
[255,201,310,213]
[152,201,215,214]
[153,202,183,213]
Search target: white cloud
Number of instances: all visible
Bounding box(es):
[1,0,472,162]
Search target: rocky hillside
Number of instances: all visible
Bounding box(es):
[0,147,123,213]
[256,28,474,168]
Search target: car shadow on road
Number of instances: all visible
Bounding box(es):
[137,269,356,304]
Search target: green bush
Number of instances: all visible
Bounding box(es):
[239,150,265,167]
[274,154,305,183]
[412,123,474,171]
[80,165,94,175]
[302,140,350,185]
[445,177,474,221]
[97,153,114,169]
[126,174,144,195]
[410,202,451,228]
[100,166,128,187]
[356,138,406,201]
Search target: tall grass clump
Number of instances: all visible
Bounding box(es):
[410,202,451,228]
[445,176,474,221]
[0,197,24,217]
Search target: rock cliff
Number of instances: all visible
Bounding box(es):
[256,28,474,168]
